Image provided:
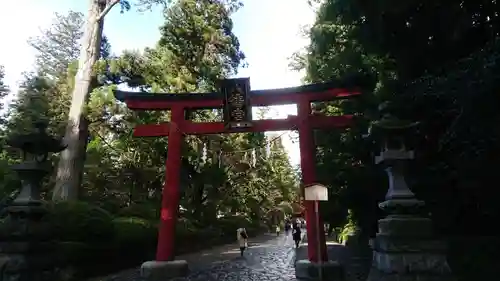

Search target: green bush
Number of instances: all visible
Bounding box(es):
[247,223,268,237]
[55,241,92,266]
[216,215,267,238]
[339,223,356,244]
[113,217,157,249]
[46,202,115,279]
[196,225,224,242]
[217,215,252,233]
[117,204,159,221]
[94,199,123,214]
[46,201,114,243]
[111,217,158,265]
[175,218,222,254]
[177,217,197,234]
[173,215,265,254]
[448,236,500,281]
[47,202,265,279]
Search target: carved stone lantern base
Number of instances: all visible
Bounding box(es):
[366,198,455,281]
[367,236,454,281]
[0,203,56,281]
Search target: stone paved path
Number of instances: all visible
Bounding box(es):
[94,233,303,281]
[170,234,299,281]
[92,233,371,281]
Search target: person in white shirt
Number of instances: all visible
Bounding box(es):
[236,227,248,256]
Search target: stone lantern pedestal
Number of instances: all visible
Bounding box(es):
[366,104,455,281]
[0,122,65,281]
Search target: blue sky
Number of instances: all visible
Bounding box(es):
[0,0,317,166]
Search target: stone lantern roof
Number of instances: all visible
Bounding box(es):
[6,121,65,159]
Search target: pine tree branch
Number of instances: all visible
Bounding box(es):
[98,0,121,21]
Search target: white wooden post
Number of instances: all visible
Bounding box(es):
[304,183,328,281]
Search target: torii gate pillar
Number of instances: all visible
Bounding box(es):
[156,105,184,261]
[297,99,328,262]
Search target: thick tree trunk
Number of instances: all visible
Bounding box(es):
[52,0,105,201]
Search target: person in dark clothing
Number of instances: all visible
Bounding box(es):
[237,228,248,256]
[292,224,302,248]
[284,222,291,235]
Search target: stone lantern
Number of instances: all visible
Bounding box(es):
[0,121,65,281]
[372,101,422,213]
[366,102,455,281]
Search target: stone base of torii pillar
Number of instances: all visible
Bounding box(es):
[140,260,189,281]
[295,232,345,281]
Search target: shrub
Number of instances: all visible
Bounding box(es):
[176,217,197,234]
[339,223,356,244]
[46,201,114,243]
[246,222,268,237]
[111,217,158,266]
[113,217,157,249]
[217,215,253,233]
[117,204,159,221]
[216,215,267,237]
[55,241,92,266]
[46,202,115,279]
[173,215,262,254]
[448,236,500,281]
[175,218,212,254]
[47,203,265,279]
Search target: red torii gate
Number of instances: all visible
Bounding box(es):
[114,78,360,264]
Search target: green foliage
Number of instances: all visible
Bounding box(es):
[303,1,500,279]
[0,66,9,116]
[0,66,20,204]
[47,201,115,243]
[158,0,244,86]
[48,201,267,278]
[217,215,252,231]
[0,4,300,278]
[447,237,500,281]
[337,209,356,244]
[27,11,84,78]
[5,74,54,135]
[327,0,500,80]
[298,0,500,235]
[55,241,94,271]
[27,10,112,78]
[117,203,159,220]
[307,0,500,238]
[5,5,298,225]
[112,217,157,257]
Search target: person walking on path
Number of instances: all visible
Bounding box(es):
[284,222,291,235]
[292,223,302,248]
[275,225,281,236]
[237,227,248,256]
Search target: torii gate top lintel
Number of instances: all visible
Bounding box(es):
[113,79,362,110]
